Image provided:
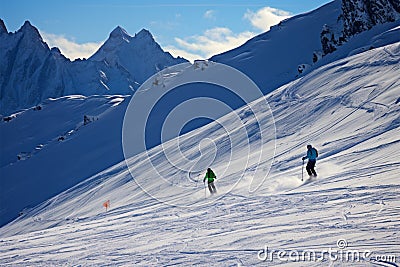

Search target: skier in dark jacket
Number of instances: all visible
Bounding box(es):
[203,168,217,194]
[302,144,318,177]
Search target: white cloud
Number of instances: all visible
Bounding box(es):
[168,6,292,61]
[40,31,104,60]
[204,10,216,20]
[171,27,256,60]
[244,6,291,31]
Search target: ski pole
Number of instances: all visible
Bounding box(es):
[301,159,304,181]
[204,182,207,199]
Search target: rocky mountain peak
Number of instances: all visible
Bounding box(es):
[109,26,130,40]
[318,0,400,56]
[0,18,8,35]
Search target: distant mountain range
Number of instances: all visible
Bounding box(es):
[0,0,399,117]
[0,20,187,116]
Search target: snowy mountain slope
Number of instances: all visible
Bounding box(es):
[210,0,400,95]
[210,0,341,93]
[0,95,131,227]
[0,20,187,116]
[1,42,399,266]
[0,60,267,227]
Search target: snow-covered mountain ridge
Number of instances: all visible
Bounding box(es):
[2,0,399,117]
[0,39,399,266]
[211,0,400,94]
[0,19,187,116]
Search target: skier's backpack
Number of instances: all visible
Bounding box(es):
[314,148,318,158]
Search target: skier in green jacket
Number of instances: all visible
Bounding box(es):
[203,168,217,194]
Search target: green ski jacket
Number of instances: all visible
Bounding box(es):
[203,169,216,183]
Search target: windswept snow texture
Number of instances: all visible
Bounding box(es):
[1,40,399,266]
[0,61,264,227]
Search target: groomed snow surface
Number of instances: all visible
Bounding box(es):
[0,42,399,266]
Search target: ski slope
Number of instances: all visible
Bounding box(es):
[0,95,131,226]
[2,2,399,229]
[1,39,399,266]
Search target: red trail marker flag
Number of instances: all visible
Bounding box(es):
[103,200,110,212]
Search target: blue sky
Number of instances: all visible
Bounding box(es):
[1,0,331,61]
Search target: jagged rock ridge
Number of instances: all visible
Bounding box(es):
[321,0,400,55]
[0,21,187,116]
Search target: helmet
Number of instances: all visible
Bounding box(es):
[307,144,312,149]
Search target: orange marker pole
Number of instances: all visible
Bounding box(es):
[103,200,110,212]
